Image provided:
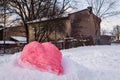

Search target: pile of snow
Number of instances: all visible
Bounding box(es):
[0,53,93,80]
[0,45,120,80]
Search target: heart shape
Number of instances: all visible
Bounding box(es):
[20,41,63,75]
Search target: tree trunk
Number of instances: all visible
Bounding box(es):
[24,23,29,43]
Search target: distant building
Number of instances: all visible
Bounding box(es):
[115,33,120,41]
[99,35,111,45]
[0,26,26,47]
[0,26,25,40]
[6,26,26,40]
[27,7,101,43]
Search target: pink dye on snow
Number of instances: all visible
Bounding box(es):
[20,41,63,75]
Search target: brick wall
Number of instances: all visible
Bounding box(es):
[5,26,26,40]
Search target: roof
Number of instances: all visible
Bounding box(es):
[27,7,100,24]
[10,36,27,43]
[68,9,88,15]
[68,7,92,15]
[27,15,69,24]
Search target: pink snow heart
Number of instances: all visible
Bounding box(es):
[20,41,63,75]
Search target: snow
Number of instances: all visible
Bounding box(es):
[27,15,68,24]
[62,45,120,80]
[10,36,27,43]
[0,45,120,80]
[0,41,16,44]
[0,53,93,80]
[27,18,49,23]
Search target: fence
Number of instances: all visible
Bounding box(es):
[54,36,94,49]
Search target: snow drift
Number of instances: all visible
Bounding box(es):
[0,53,93,80]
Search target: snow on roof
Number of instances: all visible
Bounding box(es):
[0,41,16,44]
[27,18,47,24]
[11,36,27,43]
[27,14,69,24]
[28,17,49,23]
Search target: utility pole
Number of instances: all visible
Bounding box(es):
[3,0,6,54]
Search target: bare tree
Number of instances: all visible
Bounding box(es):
[7,0,72,43]
[82,0,120,44]
[85,0,120,18]
[0,0,9,53]
[0,4,4,24]
[101,29,107,35]
[0,0,19,27]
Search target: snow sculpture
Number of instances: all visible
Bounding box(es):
[20,41,63,75]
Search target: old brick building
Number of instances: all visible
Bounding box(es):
[6,26,26,40]
[0,26,25,40]
[0,7,101,49]
[69,7,101,38]
[27,7,101,44]
[27,17,71,42]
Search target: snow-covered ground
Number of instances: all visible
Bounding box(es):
[0,45,120,80]
[62,45,120,80]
